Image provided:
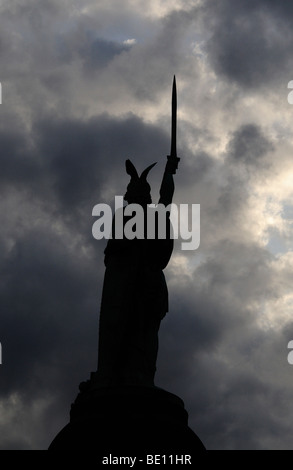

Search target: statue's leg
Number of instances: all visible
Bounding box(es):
[97,263,135,384]
[143,313,162,385]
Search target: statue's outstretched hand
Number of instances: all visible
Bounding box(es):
[166,155,180,174]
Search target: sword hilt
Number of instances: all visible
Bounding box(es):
[166,155,180,174]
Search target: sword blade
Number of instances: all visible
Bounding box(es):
[170,75,177,158]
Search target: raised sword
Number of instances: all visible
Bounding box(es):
[167,75,180,174]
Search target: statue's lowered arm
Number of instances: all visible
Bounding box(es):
[159,76,180,207]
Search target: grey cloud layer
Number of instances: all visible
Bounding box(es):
[204,0,293,88]
[0,0,292,450]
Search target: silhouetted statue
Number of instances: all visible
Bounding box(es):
[96,155,179,386]
[97,77,180,387]
[48,78,207,452]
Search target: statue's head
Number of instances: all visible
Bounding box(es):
[124,159,157,206]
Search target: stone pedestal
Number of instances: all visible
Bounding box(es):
[48,373,206,454]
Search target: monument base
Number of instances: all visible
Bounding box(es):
[48,373,206,454]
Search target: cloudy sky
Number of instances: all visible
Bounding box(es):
[1,0,293,450]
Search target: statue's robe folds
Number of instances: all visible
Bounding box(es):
[97,208,173,386]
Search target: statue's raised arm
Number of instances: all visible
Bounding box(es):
[158,156,179,206]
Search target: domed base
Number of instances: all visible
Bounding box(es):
[48,376,206,454]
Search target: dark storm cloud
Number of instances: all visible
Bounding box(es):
[187,354,291,450]
[0,111,171,217]
[54,31,133,72]
[0,226,99,398]
[34,113,170,214]
[157,237,291,449]
[227,123,274,166]
[204,0,293,88]
[81,37,131,71]
[0,129,38,188]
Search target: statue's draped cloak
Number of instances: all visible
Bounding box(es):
[97,208,173,385]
